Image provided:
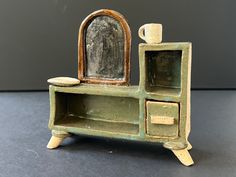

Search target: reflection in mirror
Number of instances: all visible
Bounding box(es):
[85,16,124,80]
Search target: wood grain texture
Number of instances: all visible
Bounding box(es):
[78,9,131,85]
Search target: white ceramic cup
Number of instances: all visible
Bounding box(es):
[138,23,162,44]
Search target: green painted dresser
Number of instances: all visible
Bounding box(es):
[47,42,193,166]
[47,9,193,166]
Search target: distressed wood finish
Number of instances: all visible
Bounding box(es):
[78,9,131,85]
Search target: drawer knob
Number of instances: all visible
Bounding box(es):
[151,116,175,125]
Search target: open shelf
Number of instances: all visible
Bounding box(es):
[52,84,140,99]
[146,86,181,97]
[53,92,140,135]
[55,116,139,135]
[145,50,182,96]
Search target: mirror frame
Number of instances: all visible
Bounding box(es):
[78,9,131,85]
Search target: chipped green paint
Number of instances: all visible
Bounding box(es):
[48,42,192,147]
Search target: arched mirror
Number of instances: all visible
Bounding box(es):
[78,9,131,85]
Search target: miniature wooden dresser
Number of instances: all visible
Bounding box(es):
[47,9,193,166]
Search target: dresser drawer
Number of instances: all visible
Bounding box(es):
[146,101,179,137]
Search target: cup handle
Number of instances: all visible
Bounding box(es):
[138,25,146,41]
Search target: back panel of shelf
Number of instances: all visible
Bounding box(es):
[139,43,191,98]
[51,92,140,135]
[145,50,182,97]
[146,50,182,89]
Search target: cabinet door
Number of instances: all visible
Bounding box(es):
[146,101,179,137]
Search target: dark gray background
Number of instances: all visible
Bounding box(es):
[0,0,235,90]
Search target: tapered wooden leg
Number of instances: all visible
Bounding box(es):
[47,130,70,149]
[187,141,192,150]
[172,148,194,166]
[47,136,64,149]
